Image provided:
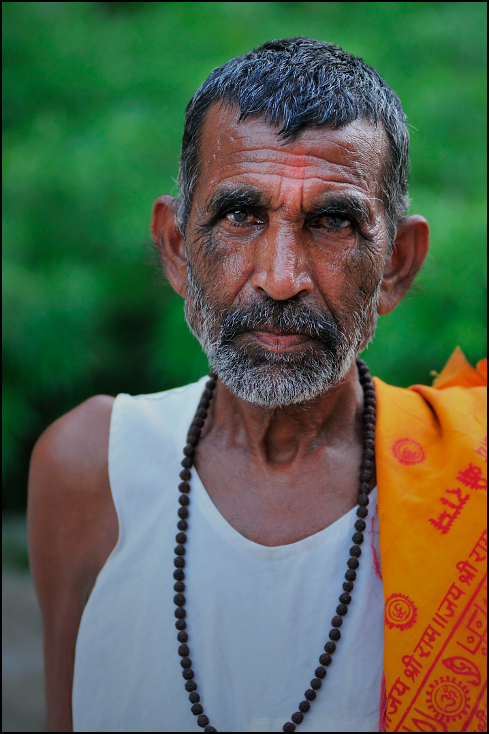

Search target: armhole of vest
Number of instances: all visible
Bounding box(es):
[105,392,130,563]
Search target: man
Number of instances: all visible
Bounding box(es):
[28,38,486,733]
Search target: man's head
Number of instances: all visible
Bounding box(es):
[152,38,429,407]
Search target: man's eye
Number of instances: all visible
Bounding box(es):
[225,209,254,224]
[311,215,351,230]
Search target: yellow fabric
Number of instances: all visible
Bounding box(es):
[375,348,487,732]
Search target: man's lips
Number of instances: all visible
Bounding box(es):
[249,328,313,350]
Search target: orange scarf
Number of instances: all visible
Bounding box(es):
[375,348,487,732]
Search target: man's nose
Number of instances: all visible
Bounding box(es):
[250,225,314,301]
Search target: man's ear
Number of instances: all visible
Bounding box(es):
[378,215,430,315]
[151,195,187,297]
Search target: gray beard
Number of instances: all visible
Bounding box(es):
[184,265,380,408]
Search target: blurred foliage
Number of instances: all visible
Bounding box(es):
[2,1,487,511]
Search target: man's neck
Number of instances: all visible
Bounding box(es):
[203,360,365,466]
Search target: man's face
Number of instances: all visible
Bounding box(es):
[183,104,391,407]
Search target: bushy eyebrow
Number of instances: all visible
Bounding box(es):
[204,185,271,222]
[308,195,372,225]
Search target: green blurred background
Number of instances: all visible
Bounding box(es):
[3,2,487,514]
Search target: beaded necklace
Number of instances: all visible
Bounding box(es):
[173,358,376,732]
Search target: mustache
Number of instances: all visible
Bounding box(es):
[219,296,342,352]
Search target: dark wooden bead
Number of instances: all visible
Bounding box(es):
[361,460,373,470]
[178,482,191,493]
[175,619,186,630]
[350,545,362,558]
[315,666,327,678]
[364,439,375,449]
[324,641,336,654]
[173,569,185,581]
[360,482,370,494]
[311,677,322,690]
[358,493,369,506]
[339,591,352,604]
[282,723,295,733]
[187,435,198,446]
[180,657,192,669]
[180,469,192,480]
[176,533,187,545]
[331,615,343,628]
[347,557,359,569]
[364,431,375,442]
[356,506,368,519]
[352,532,364,545]
[329,628,341,641]
[189,692,200,703]
[364,422,375,433]
[304,689,316,701]
[181,457,193,468]
[199,399,210,410]
[177,520,188,532]
[179,494,190,506]
[178,644,190,657]
[182,668,194,680]
[319,652,332,666]
[203,388,213,399]
[174,593,186,606]
[204,727,217,733]
[197,714,209,728]
[343,581,354,592]
[364,388,376,398]
[355,519,366,531]
[196,407,207,419]
[183,445,195,457]
[185,680,197,692]
[336,603,348,616]
[364,411,376,423]
[178,507,189,519]
[205,379,216,390]
[193,417,204,428]
[174,544,186,556]
[174,581,185,593]
[363,447,375,459]
[360,470,371,482]
[188,426,201,437]
[298,700,310,713]
[291,712,304,725]
[345,568,357,581]
[191,703,203,715]
[174,556,185,568]
[174,608,186,619]
[177,631,188,643]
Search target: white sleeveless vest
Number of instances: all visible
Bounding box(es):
[72,376,384,732]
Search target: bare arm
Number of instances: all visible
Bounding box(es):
[27,395,118,732]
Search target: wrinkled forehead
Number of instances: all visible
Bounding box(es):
[195,102,389,206]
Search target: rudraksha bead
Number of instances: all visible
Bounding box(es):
[315,666,327,678]
[181,457,193,468]
[363,447,375,458]
[298,701,310,713]
[355,519,366,532]
[202,388,213,400]
[177,519,188,531]
[180,657,192,669]
[178,507,189,519]
[188,425,200,436]
[329,628,341,641]
[192,417,204,428]
[178,494,190,506]
[347,557,359,569]
[177,631,188,643]
[345,568,357,581]
[174,581,185,592]
[205,379,216,389]
[324,641,336,654]
[310,677,322,690]
[182,668,194,680]
[189,692,200,703]
[364,439,375,449]
[191,703,203,715]
[179,481,190,493]
[204,727,217,733]
[174,607,186,619]
[176,533,187,544]
[291,712,304,724]
[360,482,370,493]
[339,591,352,604]
[185,680,197,692]
[350,545,362,557]
[282,723,295,733]
[197,714,209,728]
[196,407,207,419]
[175,619,186,630]
[174,593,186,606]
[352,532,364,544]
[361,459,373,470]
[319,653,332,666]
[304,689,316,701]
[174,556,185,568]
[187,435,198,446]
[360,470,371,481]
[336,603,348,616]
[343,581,354,592]
[178,644,190,657]
[331,615,343,628]
[358,493,369,506]
[356,506,368,519]
[174,543,186,555]
[173,569,185,581]
[180,469,192,480]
